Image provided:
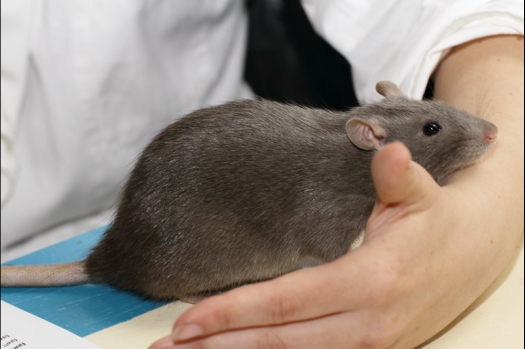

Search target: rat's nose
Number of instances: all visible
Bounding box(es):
[484,125,498,143]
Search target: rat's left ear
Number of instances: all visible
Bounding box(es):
[376,81,405,98]
[346,118,387,150]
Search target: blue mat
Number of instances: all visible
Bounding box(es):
[1,225,169,337]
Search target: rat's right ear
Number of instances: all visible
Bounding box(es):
[346,118,387,150]
[376,81,404,98]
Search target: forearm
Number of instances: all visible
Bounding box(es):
[433,35,524,289]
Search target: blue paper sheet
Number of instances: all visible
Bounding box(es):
[1,225,169,337]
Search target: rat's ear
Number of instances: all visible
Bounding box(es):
[376,81,404,98]
[346,118,387,150]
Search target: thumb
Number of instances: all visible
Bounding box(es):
[371,142,438,207]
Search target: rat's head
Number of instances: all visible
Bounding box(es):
[345,81,498,185]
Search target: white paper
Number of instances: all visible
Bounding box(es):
[1,301,102,349]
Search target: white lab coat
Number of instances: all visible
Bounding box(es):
[1,0,523,260]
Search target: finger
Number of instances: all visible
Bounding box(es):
[149,335,174,349]
[371,141,438,207]
[167,252,371,343]
[150,311,393,349]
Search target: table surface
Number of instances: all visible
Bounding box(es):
[2,226,523,348]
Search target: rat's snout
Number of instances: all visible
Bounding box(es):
[484,124,498,144]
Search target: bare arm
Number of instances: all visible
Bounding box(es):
[433,34,524,297]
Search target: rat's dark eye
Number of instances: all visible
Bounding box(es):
[423,122,442,136]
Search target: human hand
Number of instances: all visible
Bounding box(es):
[149,141,492,349]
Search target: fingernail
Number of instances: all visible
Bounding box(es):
[172,324,204,342]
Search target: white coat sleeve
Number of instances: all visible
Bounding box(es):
[1,102,16,207]
[0,0,33,208]
[301,0,524,103]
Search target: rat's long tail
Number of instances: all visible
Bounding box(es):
[1,261,89,287]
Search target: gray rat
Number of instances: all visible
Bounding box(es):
[1,81,498,302]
